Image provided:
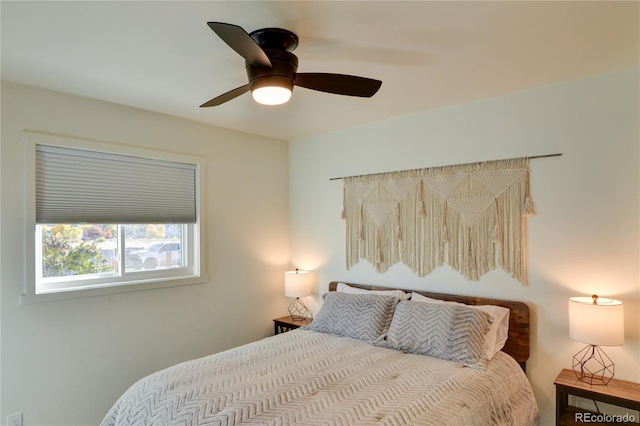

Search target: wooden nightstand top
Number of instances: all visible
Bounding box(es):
[273,315,313,327]
[273,315,313,335]
[554,368,640,410]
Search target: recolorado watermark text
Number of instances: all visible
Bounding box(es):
[575,412,636,423]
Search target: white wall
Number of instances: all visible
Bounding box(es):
[289,68,640,425]
[0,82,290,425]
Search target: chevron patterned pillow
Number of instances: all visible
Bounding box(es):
[386,301,492,370]
[306,292,399,342]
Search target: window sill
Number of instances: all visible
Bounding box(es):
[20,274,209,304]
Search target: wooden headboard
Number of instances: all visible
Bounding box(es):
[329,281,531,371]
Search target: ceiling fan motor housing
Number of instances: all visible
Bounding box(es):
[248,28,299,52]
[246,49,298,93]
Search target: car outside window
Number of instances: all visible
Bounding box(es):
[127,242,182,270]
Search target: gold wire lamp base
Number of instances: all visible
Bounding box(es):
[288,297,312,321]
[572,344,615,385]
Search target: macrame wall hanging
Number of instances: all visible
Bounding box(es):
[340,157,543,285]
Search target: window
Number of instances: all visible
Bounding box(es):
[22,132,207,301]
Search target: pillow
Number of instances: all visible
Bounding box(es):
[306,292,399,342]
[386,300,491,370]
[411,292,510,360]
[337,282,410,301]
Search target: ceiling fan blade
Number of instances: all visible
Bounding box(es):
[295,73,382,97]
[207,22,272,68]
[200,84,250,107]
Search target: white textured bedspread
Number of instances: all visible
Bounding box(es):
[102,330,539,426]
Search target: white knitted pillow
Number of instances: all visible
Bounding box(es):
[337,282,410,300]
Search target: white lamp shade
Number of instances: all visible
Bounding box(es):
[284,270,311,298]
[568,296,624,346]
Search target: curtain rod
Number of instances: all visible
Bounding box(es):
[328,153,563,181]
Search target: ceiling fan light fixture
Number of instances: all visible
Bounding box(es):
[250,75,294,105]
[252,86,292,105]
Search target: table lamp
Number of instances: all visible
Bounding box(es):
[284,269,312,321]
[568,295,624,385]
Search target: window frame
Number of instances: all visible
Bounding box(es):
[22,131,208,304]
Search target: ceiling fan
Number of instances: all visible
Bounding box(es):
[200,22,382,107]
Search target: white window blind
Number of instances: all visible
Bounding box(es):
[36,145,197,224]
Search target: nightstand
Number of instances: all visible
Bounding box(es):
[554,368,640,425]
[273,315,312,335]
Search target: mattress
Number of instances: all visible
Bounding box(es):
[102,329,539,425]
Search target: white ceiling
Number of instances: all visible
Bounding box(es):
[2,1,638,141]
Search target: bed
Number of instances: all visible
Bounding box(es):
[101,282,539,426]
